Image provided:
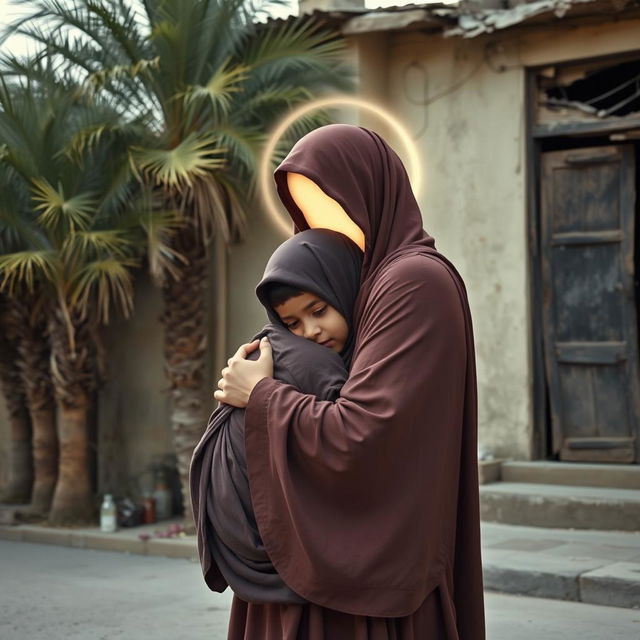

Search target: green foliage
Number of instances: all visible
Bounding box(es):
[0,70,144,326]
[0,0,355,309]
[2,0,354,254]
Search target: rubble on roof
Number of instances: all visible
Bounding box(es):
[262,0,640,38]
[446,0,640,38]
[342,6,455,34]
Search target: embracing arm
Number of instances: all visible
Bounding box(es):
[243,254,468,469]
[214,336,274,407]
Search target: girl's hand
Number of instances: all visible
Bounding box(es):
[214,337,273,408]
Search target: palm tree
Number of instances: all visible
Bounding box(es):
[0,161,55,513]
[0,291,57,515]
[7,0,354,518]
[0,293,33,505]
[0,71,149,523]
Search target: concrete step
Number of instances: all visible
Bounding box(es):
[501,461,640,490]
[480,482,640,530]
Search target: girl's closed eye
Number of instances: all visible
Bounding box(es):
[273,291,349,354]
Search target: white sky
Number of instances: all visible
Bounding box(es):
[0,0,448,58]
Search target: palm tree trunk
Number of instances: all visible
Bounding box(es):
[48,306,96,525]
[162,224,209,520]
[0,299,33,504]
[29,406,58,514]
[0,411,32,504]
[9,297,58,515]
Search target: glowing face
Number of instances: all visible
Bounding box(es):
[286,172,365,251]
[274,292,349,353]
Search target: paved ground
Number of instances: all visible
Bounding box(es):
[1,540,639,639]
[3,514,640,609]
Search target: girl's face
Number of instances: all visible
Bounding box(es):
[274,292,349,353]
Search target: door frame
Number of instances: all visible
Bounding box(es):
[526,53,640,461]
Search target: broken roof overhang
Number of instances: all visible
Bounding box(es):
[447,0,640,38]
[265,0,640,38]
[341,4,455,35]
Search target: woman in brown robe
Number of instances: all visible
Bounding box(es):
[215,124,485,639]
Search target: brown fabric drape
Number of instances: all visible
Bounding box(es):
[238,124,485,638]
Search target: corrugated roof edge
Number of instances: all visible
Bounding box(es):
[259,0,640,38]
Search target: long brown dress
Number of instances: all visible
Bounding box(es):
[231,124,485,639]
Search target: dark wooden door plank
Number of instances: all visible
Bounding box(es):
[540,145,640,463]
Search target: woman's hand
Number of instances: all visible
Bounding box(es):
[214,337,273,408]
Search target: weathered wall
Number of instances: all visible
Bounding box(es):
[380,33,531,460]
[225,209,289,356]
[375,16,640,460]
[0,387,8,487]
[95,272,174,497]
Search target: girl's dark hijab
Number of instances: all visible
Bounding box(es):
[255,228,363,369]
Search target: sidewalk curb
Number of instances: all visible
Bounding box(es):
[3,522,639,610]
[483,556,640,609]
[0,522,198,560]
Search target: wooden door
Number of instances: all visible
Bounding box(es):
[541,145,640,463]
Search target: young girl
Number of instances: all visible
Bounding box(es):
[189,228,362,608]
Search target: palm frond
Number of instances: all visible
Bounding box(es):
[232,84,313,121]
[62,116,148,163]
[0,163,43,252]
[130,132,227,190]
[212,171,251,240]
[0,249,60,295]
[31,178,96,232]
[211,123,263,178]
[242,18,346,85]
[137,207,187,285]
[62,229,134,263]
[69,256,138,323]
[179,57,250,122]
[86,56,160,93]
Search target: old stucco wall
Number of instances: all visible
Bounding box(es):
[375,16,640,460]
[95,272,173,497]
[382,33,530,460]
[225,209,289,358]
[0,386,8,487]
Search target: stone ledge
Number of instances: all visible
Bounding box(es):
[483,548,605,601]
[479,459,503,485]
[147,537,199,560]
[480,483,640,530]
[580,562,640,609]
[501,461,640,490]
[483,549,640,609]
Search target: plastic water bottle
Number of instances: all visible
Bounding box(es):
[100,494,117,533]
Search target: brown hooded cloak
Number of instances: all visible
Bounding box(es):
[232,124,485,639]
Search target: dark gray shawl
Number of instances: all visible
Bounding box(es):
[189,229,362,603]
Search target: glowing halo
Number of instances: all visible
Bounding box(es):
[259,95,422,237]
